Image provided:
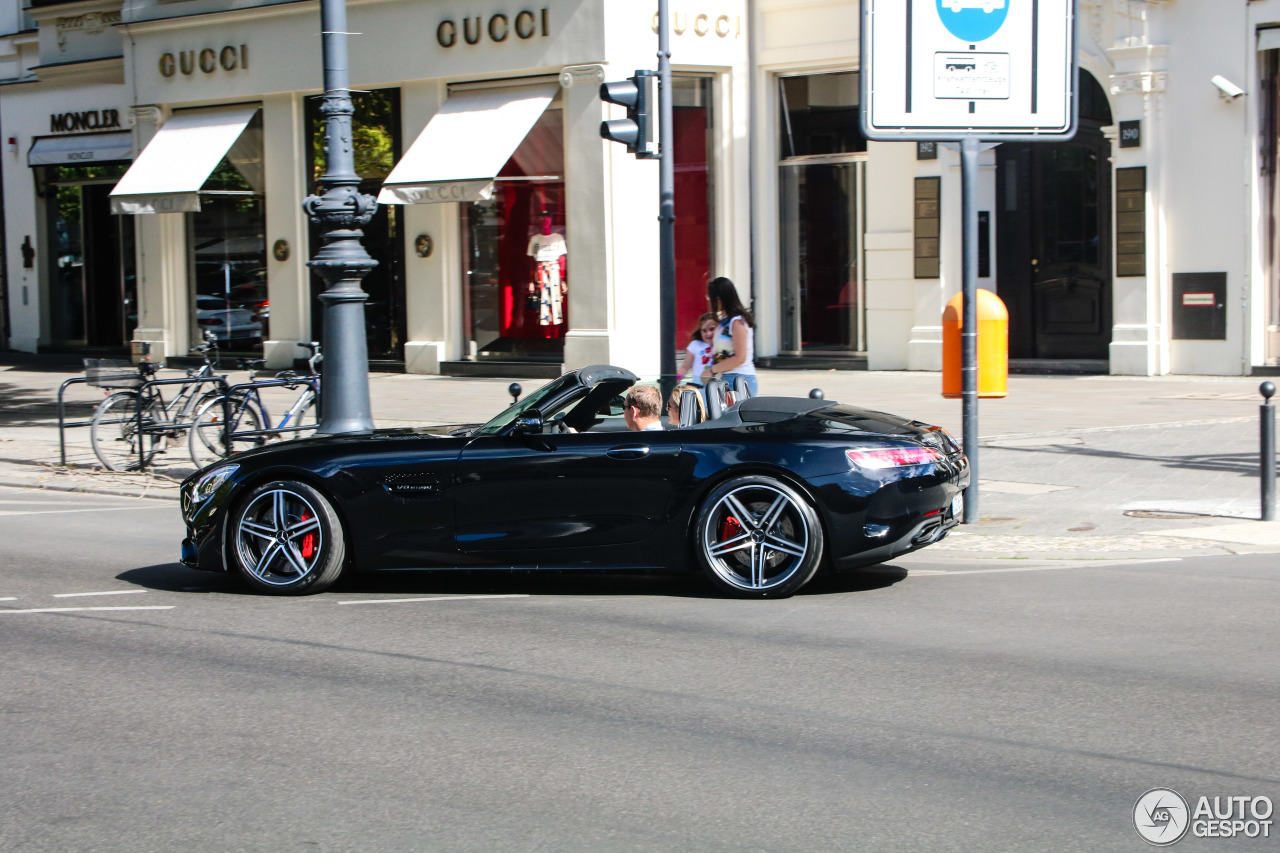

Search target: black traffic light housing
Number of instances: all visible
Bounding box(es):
[600,70,657,158]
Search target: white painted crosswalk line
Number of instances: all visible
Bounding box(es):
[0,606,175,614]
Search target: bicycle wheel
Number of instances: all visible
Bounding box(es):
[91,393,162,472]
[188,394,267,469]
[289,392,320,436]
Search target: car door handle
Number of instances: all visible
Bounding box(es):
[607,445,650,460]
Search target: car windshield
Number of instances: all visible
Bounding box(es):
[473,373,581,436]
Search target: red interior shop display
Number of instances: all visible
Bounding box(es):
[489,189,567,341]
[527,210,567,332]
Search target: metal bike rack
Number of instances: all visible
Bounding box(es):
[218,377,323,448]
[57,373,136,466]
[117,375,230,471]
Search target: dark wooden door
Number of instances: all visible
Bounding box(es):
[82,184,127,348]
[996,128,1112,360]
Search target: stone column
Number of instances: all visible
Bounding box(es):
[1108,57,1170,376]
[560,64,660,371]
[129,105,188,363]
[261,93,312,370]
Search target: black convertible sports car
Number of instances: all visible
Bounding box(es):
[179,365,969,598]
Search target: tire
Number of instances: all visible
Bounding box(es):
[693,474,824,598]
[230,479,346,594]
[189,394,266,469]
[91,392,162,472]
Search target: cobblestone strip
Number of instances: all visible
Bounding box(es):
[932,533,1233,553]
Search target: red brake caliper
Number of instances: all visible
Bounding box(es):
[299,511,315,559]
[720,516,743,543]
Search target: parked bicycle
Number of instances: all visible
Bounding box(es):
[188,342,322,468]
[89,331,224,472]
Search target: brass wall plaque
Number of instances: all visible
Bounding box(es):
[914,177,941,279]
[1115,167,1146,277]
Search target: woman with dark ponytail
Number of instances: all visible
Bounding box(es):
[700,276,757,397]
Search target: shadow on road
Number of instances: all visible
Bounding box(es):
[119,562,908,598]
[117,563,240,593]
[992,441,1262,478]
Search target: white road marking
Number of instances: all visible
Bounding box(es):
[336,594,530,606]
[53,590,146,598]
[0,499,122,505]
[910,557,1182,576]
[0,606,175,614]
[0,596,15,601]
[0,506,169,517]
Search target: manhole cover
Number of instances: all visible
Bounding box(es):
[1123,510,1211,520]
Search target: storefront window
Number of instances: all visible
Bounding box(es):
[1263,47,1280,364]
[192,111,267,355]
[41,162,135,348]
[461,105,566,362]
[779,72,866,158]
[306,88,404,362]
[778,72,866,354]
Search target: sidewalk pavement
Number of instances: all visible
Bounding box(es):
[4,355,1279,562]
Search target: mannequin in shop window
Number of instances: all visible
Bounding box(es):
[527,210,567,336]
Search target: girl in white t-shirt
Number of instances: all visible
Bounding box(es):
[701,276,758,397]
[678,313,718,386]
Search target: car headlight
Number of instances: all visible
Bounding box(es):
[191,464,239,503]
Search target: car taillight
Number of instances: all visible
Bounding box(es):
[846,446,942,470]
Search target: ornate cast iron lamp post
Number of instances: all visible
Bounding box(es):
[302,0,376,435]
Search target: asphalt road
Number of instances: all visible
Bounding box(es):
[1,486,1276,852]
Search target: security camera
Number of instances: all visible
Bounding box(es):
[1211,75,1245,101]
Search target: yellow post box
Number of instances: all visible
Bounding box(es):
[942,288,1008,399]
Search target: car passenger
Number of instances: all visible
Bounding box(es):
[623,385,665,431]
[667,384,707,426]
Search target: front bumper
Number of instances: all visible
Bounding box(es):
[179,476,232,572]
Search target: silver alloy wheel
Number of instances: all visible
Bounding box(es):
[700,483,810,592]
[235,488,325,587]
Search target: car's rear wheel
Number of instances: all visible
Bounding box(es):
[694,475,824,598]
[230,479,345,595]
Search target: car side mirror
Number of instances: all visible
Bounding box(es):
[513,409,543,434]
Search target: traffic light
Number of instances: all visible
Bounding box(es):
[599,70,657,158]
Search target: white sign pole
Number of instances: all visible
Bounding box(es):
[861,0,1077,523]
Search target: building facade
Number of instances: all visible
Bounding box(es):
[1,0,1279,378]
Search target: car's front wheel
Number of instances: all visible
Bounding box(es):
[693,475,824,598]
[230,479,345,594]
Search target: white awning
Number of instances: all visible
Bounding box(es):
[1261,27,1280,52]
[28,132,133,166]
[378,83,558,205]
[110,105,259,215]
